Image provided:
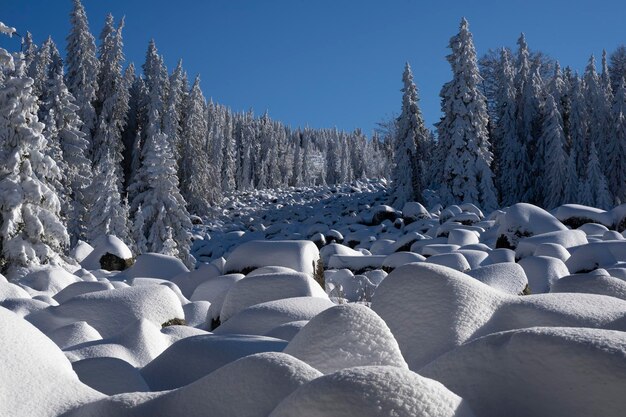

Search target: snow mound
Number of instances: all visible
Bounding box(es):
[518,255,569,293]
[0,307,102,417]
[213,296,334,335]
[224,240,320,276]
[319,243,363,265]
[69,352,321,417]
[1,297,49,317]
[371,262,626,369]
[533,242,570,261]
[284,304,407,373]
[264,320,309,341]
[64,319,180,367]
[421,327,626,417]
[219,271,327,323]
[550,272,626,300]
[28,285,184,338]
[48,321,102,349]
[553,204,613,228]
[169,262,222,298]
[0,281,31,301]
[118,253,189,280]
[382,251,425,270]
[141,334,287,390]
[70,240,94,263]
[18,266,81,297]
[53,281,114,304]
[190,273,243,309]
[81,235,133,270]
[426,252,471,272]
[466,262,528,294]
[496,203,566,249]
[73,357,150,395]
[515,229,587,259]
[565,241,626,273]
[270,366,476,417]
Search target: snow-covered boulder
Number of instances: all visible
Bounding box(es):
[401,201,431,223]
[421,327,626,417]
[466,262,528,295]
[141,334,287,390]
[0,307,103,417]
[496,203,566,249]
[550,271,626,300]
[518,255,569,293]
[213,296,334,335]
[270,366,476,417]
[48,321,102,350]
[553,204,613,228]
[0,281,31,301]
[53,281,115,304]
[426,252,471,272]
[283,304,407,373]
[72,357,150,395]
[118,253,189,280]
[565,241,626,273]
[219,271,327,323]
[170,262,222,298]
[28,285,184,338]
[264,320,309,341]
[18,266,81,297]
[371,263,626,369]
[70,240,94,263]
[81,235,133,271]
[68,353,321,417]
[319,243,362,265]
[533,242,571,261]
[515,229,587,259]
[382,252,425,271]
[224,240,320,277]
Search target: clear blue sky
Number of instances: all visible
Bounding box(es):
[2,0,625,134]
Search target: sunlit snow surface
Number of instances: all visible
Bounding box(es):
[2,180,626,417]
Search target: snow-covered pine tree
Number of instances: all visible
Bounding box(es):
[221,110,236,192]
[568,75,589,178]
[0,52,69,277]
[493,48,524,206]
[27,36,52,101]
[162,59,185,166]
[540,94,568,209]
[520,62,545,204]
[389,62,427,207]
[609,46,626,94]
[563,150,579,204]
[610,77,626,203]
[291,130,303,186]
[21,32,37,69]
[438,18,498,211]
[180,76,221,214]
[40,46,93,245]
[584,55,611,175]
[130,85,192,265]
[87,15,130,244]
[580,141,612,209]
[65,0,99,152]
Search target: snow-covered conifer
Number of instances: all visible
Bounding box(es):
[389,62,427,207]
[540,94,568,209]
[580,141,612,209]
[563,150,579,204]
[0,54,69,276]
[438,18,498,211]
[610,77,626,203]
[65,0,99,148]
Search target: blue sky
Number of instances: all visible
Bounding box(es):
[2,0,626,134]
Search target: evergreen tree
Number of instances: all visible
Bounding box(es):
[162,59,185,165]
[221,110,236,192]
[0,54,69,277]
[563,150,579,204]
[540,94,568,209]
[27,36,52,100]
[438,18,498,211]
[41,46,92,245]
[389,62,427,207]
[580,141,612,209]
[568,75,588,177]
[65,0,99,150]
[21,32,37,69]
[610,77,626,203]
[130,85,192,265]
[180,76,220,214]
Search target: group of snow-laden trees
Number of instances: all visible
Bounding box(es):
[0,1,390,274]
[392,18,626,212]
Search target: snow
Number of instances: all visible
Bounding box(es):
[72,357,150,395]
[140,334,287,390]
[80,235,133,270]
[270,366,476,417]
[224,240,320,276]
[518,255,569,293]
[515,229,587,259]
[48,321,102,349]
[17,266,81,297]
[426,252,471,271]
[213,296,334,335]
[496,203,567,248]
[371,262,626,369]
[553,204,613,228]
[550,271,626,300]
[119,253,189,280]
[283,304,407,373]
[218,270,327,323]
[70,240,94,263]
[421,327,626,417]
[0,307,103,417]
[466,262,528,294]
[0,21,17,36]
[28,284,184,338]
[53,281,115,304]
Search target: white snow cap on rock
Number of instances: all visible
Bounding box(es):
[284,304,407,373]
[421,327,626,417]
[270,366,476,417]
[224,240,320,276]
[80,235,133,270]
